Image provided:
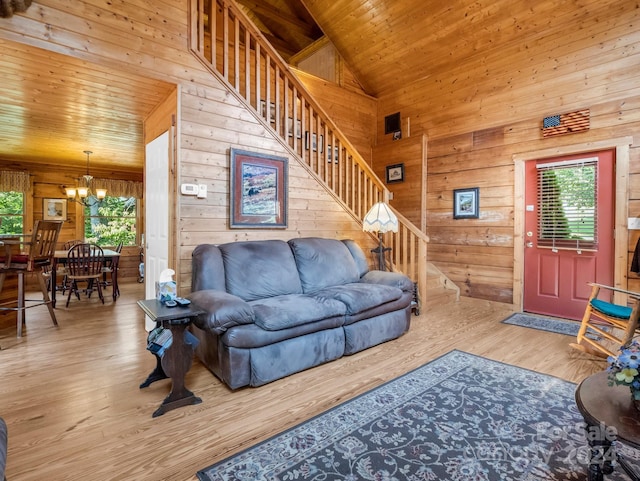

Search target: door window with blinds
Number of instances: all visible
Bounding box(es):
[537,157,597,251]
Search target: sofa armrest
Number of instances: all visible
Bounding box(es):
[360,270,414,293]
[188,290,255,335]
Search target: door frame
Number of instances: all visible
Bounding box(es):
[513,136,633,310]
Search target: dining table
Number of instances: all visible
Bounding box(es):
[52,248,121,307]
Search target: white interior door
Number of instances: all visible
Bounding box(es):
[144,131,170,330]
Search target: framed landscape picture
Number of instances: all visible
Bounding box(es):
[230,149,288,228]
[453,187,479,219]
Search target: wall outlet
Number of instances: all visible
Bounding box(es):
[197,184,207,198]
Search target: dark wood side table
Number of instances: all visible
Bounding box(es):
[137,299,205,418]
[575,370,640,481]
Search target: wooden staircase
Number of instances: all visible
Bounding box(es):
[188,0,459,308]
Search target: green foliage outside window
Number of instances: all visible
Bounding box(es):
[538,164,596,247]
[539,170,571,240]
[84,196,137,247]
[0,191,24,234]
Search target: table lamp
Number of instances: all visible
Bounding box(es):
[362,202,399,270]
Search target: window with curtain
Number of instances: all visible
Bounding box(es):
[537,157,598,251]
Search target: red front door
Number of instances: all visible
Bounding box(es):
[523,150,614,320]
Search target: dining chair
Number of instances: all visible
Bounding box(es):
[570,282,640,358]
[65,243,105,307]
[0,220,63,337]
[101,241,123,297]
[59,239,83,294]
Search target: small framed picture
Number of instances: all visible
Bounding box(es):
[305,132,320,151]
[453,187,479,219]
[260,101,276,124]
[386,163,404,183]
[43,198,67,220]
[287,118,302,138]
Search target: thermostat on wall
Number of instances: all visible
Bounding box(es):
[181,183,198,195]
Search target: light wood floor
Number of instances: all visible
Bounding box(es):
[0,282,607,480]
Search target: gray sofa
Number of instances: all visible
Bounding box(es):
[189,237,413,389]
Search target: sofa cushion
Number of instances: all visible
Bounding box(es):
[220,240,302,301]
[341,239,369,278]
[288,237,360,293]
[313,282,403,315]
[222,316,345,349]
[250,294,346,331]
[344,292,412,324]
[189,290,255,335]
[360,270,415,293]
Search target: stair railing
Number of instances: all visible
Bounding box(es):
[189,0,428,300]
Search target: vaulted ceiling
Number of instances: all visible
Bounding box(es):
[300,0,626,97]
[0,0,630,172]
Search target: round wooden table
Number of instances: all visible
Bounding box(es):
[575,370,640,480]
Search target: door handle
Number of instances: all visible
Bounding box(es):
[526,242,534,248]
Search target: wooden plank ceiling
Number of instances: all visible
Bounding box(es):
[298,0,630,96]
[0,38,174,173]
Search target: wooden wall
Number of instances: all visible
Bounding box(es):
[375,2,640,304]
[372,134,426,231]
[293,68,377,164]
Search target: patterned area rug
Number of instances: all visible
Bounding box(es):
[501,312,582,336]
[197,350,637,480]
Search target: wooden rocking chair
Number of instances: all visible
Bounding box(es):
[570,282,640,358]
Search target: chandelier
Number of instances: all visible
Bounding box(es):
[63,150,107,206]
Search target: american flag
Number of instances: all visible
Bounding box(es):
[542,109,590,137]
